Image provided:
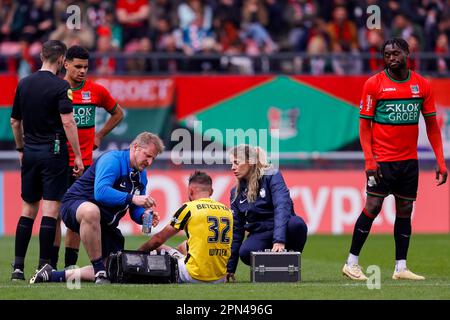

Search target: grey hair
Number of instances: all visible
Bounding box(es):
[131,132,165,154]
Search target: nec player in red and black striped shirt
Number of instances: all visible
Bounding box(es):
[343,38,448,281]
[51,46,124,270]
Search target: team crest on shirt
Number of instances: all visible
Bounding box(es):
[67,89,73,101]
[410,85,420,94]
[259,188,266,198]
[81,91,91,102]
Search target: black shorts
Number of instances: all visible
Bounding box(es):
[366,159,419,201]
[61,199,125,258]
[21,143,68,202]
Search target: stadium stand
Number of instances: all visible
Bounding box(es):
[0,0,449,76]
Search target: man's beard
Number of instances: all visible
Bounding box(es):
[388,59,406,71]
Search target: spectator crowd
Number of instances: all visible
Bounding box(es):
[1,0,450,75]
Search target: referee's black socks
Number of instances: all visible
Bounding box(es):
[65,247,79,268]
[39,216,57,269]
[14,216,34,270]
[50,246,60,270]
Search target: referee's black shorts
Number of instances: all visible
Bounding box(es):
[21,143,69,202]
[366,159,419,201]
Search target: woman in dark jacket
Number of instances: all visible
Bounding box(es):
[226,144,308,281]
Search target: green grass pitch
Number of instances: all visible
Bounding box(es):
[0,234,449,300]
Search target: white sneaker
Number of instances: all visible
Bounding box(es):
[392,268,425,280]
[94,270,110,284]
[11,268,25,281]
[342,263,368,281]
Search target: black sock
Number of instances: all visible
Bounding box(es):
[38,217,57,268]
[91,257,105,276]
[50,246,59,269]
[350,210,376,256]
[394,216,411,260]
[65,247,79,268]
[14,216,34,270]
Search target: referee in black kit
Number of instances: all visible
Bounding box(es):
[10,40,84,281]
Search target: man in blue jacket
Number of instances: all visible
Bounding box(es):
[30,132,164,284]
[226,145,308,282]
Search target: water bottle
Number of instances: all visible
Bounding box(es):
[142,210,153,235]
[54,134,60,155]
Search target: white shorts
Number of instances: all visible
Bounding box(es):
[172,251,226,284]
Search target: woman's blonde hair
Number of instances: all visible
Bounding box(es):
[230,144,270,203]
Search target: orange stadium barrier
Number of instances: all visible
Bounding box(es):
[0,170,448,236]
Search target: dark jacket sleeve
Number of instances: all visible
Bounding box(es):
[270,171,292,244]
[11,82,22,120]
[226,189,245,273]
[58,80,73,114]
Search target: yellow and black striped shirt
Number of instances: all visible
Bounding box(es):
[170,198,233,281]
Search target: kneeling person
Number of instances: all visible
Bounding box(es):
[139,171,233,283]
[29,132,164,284]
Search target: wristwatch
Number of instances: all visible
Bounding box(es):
[16,147,24,152]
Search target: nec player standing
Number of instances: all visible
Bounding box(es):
[342,38,447,281]
[52,46,124,270]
